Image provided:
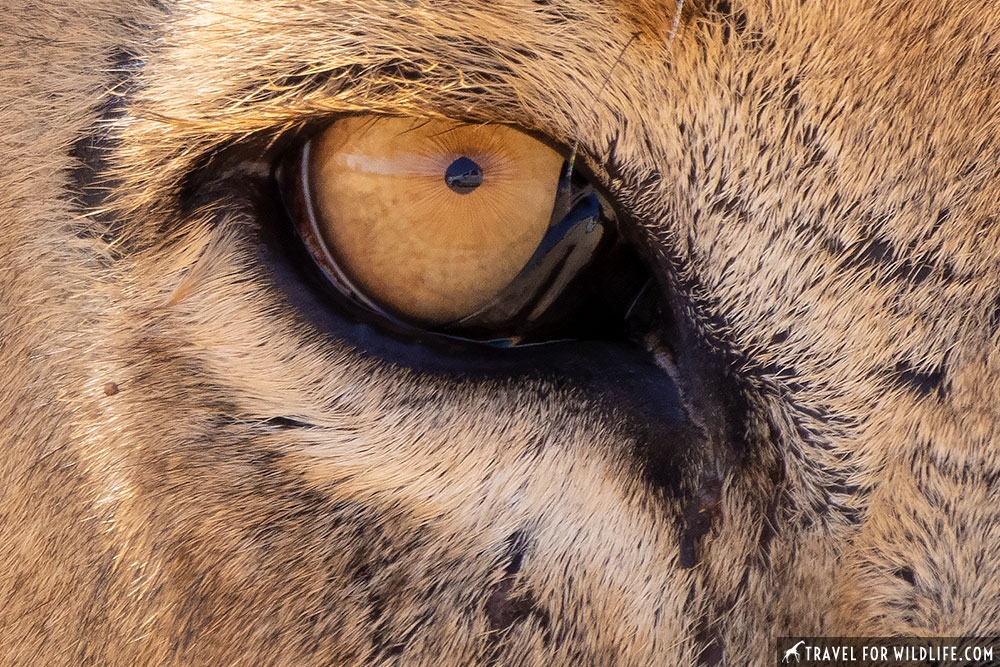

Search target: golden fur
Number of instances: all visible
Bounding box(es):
[4,0,1000,664]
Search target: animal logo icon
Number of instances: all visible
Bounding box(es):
[783,640,807,663]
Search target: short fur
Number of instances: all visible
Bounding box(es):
[4,0,1000,664]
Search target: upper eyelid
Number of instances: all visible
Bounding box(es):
[204,112,578,177]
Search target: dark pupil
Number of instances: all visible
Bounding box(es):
[444,156,484,194]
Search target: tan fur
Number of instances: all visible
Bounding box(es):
[4,0,1000,664]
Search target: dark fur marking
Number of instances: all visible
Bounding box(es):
[755,423,787,560]
[510,45,540,61]
[459,43,517,83]
[793,402,856,429]
[679,476,723,568]
[783,76,802,110]
[795,197,862,257]
[801,123,826,166]
[934,207,951,231]
[256,64,353,101]
[990,295,1000,336]
[533,0,586,22]
[770,329,790,344]
[780,406,863,526]
[820,234,846,256]
[606,192,783,535]
[890,359,948,399]
[709,193,748,221]
[484,533,551,640]
[705,0,763,51]
[836,220,943,287]
[893,566,916,585]
[696,629,725,666]
[68,47,139,243]
[237,54,473,108]
[261,416,314,429]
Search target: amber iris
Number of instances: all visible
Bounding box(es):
[304,116,563,324]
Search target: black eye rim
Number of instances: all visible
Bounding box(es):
[271,114,656,349]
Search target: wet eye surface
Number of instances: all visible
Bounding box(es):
[278,115,650,347]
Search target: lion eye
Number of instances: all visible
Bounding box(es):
[278,115,648,346]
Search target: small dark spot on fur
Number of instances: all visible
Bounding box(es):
[484,533,550,637]
[485,578,532,631]
[708,0,751,49]
[731,10,748,38]
[989,295,1000,335]
[891,359,948,399]
[893,566,916,585]
[801,124,825,166]
[697,632,725,666]
[934,208,951,231]
[638,170,663,191]
[783,76,802,109]
[837,220,942,286]
[510,45,539,61]
[264,66,339,98]
[819,234,845,256]
[261,416,313,429]
[102,382,119,396]
[841,230,892,270]
[709,193,746,219]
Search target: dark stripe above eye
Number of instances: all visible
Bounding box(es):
[68,48,138,207]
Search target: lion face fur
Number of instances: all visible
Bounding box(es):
[4,0,1000,664]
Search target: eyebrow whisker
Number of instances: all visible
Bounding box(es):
[563,31,641,184]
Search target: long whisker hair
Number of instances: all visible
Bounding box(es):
[561,31,639,184]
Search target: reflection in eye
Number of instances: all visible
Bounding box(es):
[444,155,484,194]
[279,115,649,347]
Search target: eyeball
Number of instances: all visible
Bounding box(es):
[279,114,648,346]
[301,116,563,325]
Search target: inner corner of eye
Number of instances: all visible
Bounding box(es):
[295,115,566,325]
